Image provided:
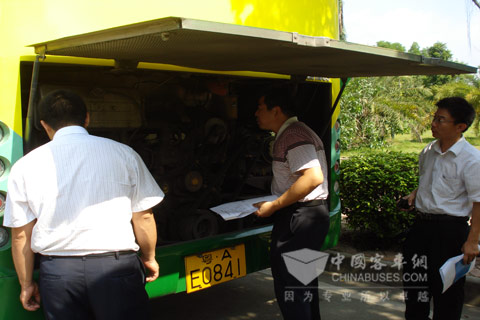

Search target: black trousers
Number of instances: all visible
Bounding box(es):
[402,218,469,320]
[270,202,330,320]
[39,252,149,320]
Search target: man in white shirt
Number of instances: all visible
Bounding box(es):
[4,90,164,319]
[402,97,480,320]
[253,87,329,320]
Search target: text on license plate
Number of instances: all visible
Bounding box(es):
[185,244,246,293]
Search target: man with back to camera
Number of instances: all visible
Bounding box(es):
[253,87,330,320]
[3,90,164,320]
[401,97,480,320]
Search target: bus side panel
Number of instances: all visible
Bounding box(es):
[323,115,342,250]
[0,65,28,318]
[0,275,43,320]
[146,226,272,297]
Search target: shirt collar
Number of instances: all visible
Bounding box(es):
[275,116,298,140]
[53,126,89,140]
[433,136,466,156]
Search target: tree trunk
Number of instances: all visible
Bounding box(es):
[472,0,480,10]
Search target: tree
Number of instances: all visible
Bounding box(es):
[472,0,480,10]
[468,89,480,133]
[422,42,454,86]
[339,77,395,149]
[426,42,452,60]
[339,76,433,149]
[377,77,433,142]
[408,42,421,55]
[377,41,406,52]
[434,77,480,134]
[338,0,346,40]
[339,40,478,150]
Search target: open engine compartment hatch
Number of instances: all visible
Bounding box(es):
[30,16,477,78]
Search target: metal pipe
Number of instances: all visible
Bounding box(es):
[24,55,42,153]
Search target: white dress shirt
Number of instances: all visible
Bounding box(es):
[416,137,480,217]
[4,126,164,255]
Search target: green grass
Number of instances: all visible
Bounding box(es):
[342,130,480,157]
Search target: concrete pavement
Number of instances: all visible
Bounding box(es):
[149,240,480,319]
[149,268,480,319]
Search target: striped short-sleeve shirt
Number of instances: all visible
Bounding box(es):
[271,117,328,201]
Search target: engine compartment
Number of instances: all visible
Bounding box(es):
[21,62,332,245]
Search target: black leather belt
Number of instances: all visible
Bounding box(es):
[42,250,136,259]
[416,212,469,222]
[86,250,136,258]
[297,199,327,207]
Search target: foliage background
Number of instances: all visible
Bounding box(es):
[337,41,479,248]
[339,41,480,151]
[339,152,418,247]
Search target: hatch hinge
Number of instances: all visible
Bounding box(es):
[114,59,139,71]
[319,77,349,138]
[291,75,307,82]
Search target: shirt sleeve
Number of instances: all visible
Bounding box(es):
[418,143,431,177]
[130,150,165,213]
[3,163,37,228]
[286,144,320,174]
[464,160,480,203]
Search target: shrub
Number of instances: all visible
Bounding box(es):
[340,151,418,243]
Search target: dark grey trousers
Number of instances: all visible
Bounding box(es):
[403,219,469,320]
[39,251,149,320]
[270,202,330,320]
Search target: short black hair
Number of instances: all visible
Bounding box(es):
[262,86,297,117]
[436,97,475,132]
[38,90,87,130]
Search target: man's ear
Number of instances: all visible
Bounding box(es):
[39,120,48,132]
[40,120,55,140]
[457,123,467,133]
[273,106,281,116]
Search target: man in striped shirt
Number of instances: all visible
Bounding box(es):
[4,90,164,319]
[253,87,329,320]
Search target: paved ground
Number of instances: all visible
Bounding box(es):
[149,268,480,320]
[470,258,480,278]
[150,221,480,319]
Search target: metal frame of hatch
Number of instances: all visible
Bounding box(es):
[29,17,477,78]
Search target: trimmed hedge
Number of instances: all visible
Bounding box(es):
[340,151,418,241]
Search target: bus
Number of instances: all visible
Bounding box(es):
[0,1,476,319]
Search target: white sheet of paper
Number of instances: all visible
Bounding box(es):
[210,195,278,221]
[439,245,480,293]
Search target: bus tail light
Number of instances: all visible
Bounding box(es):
[0,192,5,216]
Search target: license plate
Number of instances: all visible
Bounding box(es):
[185,244,246,293]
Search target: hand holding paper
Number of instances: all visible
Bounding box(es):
[439,245,480,293]
[462,240,480,264]
[210,195,278,221]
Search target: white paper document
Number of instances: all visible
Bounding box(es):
[210,195,278,221]
[439,245,480,293]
